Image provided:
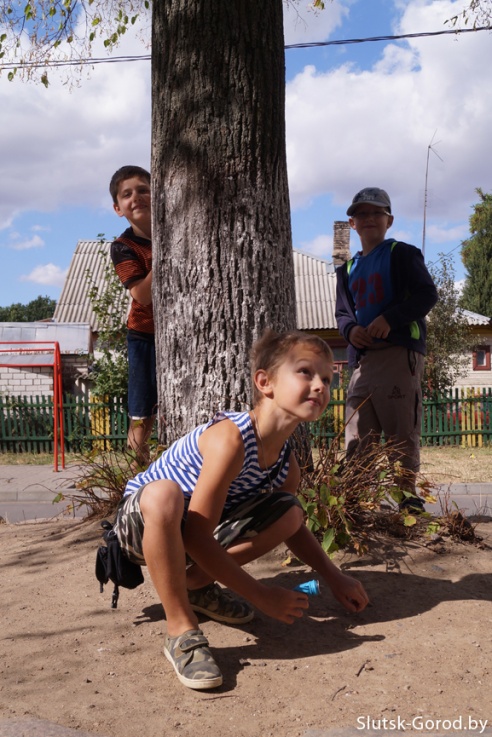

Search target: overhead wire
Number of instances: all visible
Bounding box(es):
[286,24,491,48]
[427,240,468,271]
[0,24,490,71]
[1,18,488,267]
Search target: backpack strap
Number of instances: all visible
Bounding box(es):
[111,585,120,609]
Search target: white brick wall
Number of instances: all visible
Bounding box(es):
[0,356,89,397]
[0,366,53,396]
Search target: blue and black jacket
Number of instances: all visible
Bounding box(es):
[335,240,438,368]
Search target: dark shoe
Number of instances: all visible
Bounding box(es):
[399,496,426,514]
[164,629,223,690]
[188,583,254,624]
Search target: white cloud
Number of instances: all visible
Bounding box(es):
[0,0,487,299]
[297,233,333,259]
[0,14,151,227]
[285,0,491,231]
[20,264,68,286]
[9,234,45,251]
[426,222,468,244]
[0,213,15,231]
[4,0,483,239]
[283,1,349,45]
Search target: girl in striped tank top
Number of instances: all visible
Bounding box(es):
[114,329,369,691]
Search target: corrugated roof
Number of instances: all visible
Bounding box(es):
[58,241,491,335]
[0,322,92,354]
[55,241,341,333]
[293,249,337,330]
[54,240,129,332]
[461,309,492,326]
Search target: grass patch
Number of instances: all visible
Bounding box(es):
[2,445,492,484]
[0,452,80,466]
[420,445,492,484]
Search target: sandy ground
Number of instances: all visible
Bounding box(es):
[1,515,491,737]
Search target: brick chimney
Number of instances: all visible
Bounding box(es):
[332,221,351,267]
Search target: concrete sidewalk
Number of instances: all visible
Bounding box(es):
[0,463,86,523]
[0,463,81,502]
[0,463,491,523]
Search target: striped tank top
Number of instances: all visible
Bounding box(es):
[123,411,291,517]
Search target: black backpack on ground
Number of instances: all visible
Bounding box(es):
[95,520,144,609]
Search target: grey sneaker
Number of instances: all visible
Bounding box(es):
[164,629,223,690]
[188,583,254,624]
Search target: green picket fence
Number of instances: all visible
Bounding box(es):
[1,387,492,454]
[310,387,492,448]
[421,387,492,447]
[0,394,130,454]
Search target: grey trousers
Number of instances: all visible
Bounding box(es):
[345,345,424,491]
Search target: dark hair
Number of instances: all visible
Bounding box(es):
[109,165,150,203]
[250,329,334,404]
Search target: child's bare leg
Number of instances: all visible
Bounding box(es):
[140,482,223,689]
[139,481,198,637]
[128,416,155,469]
[186,504,304,588]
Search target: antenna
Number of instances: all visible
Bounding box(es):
[422,131,443,258]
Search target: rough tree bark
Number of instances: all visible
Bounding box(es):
[151,0,296,442]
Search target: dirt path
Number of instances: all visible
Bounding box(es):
[1,517,491,737]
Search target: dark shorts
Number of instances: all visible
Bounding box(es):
[127,333,157,419]
[114,487,302,566]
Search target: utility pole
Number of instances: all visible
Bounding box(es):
[422,131,443,258]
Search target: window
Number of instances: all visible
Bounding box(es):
[473,345,491,371]
[331,361,348,389]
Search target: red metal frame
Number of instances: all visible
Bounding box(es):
[0,341,65,470]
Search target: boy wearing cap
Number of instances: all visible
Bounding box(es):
[335,187,438,510]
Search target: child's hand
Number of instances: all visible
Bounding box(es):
[255,585,309,624]
[348,325,373,349]
[366,315,391,340]
[330,573,369,613]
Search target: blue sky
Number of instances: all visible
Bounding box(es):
[1,0,490,308]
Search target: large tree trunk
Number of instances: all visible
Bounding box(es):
[151,0,296,443]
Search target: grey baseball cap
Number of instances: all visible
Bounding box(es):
[347,187,392,216]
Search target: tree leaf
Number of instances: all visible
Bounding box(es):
[321,528,335,553]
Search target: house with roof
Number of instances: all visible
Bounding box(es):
[8,222,489,397]
[456,310,492,387]
[293,222,352,386]
[53,224,354,389]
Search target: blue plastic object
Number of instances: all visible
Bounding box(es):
[293,579,320,596]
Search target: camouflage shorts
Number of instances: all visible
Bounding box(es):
[114,486,302,566]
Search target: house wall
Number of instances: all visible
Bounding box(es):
[0,355,89,398]
[455,368,492,389]
[454,335,492,389]
[0,366,53,396]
